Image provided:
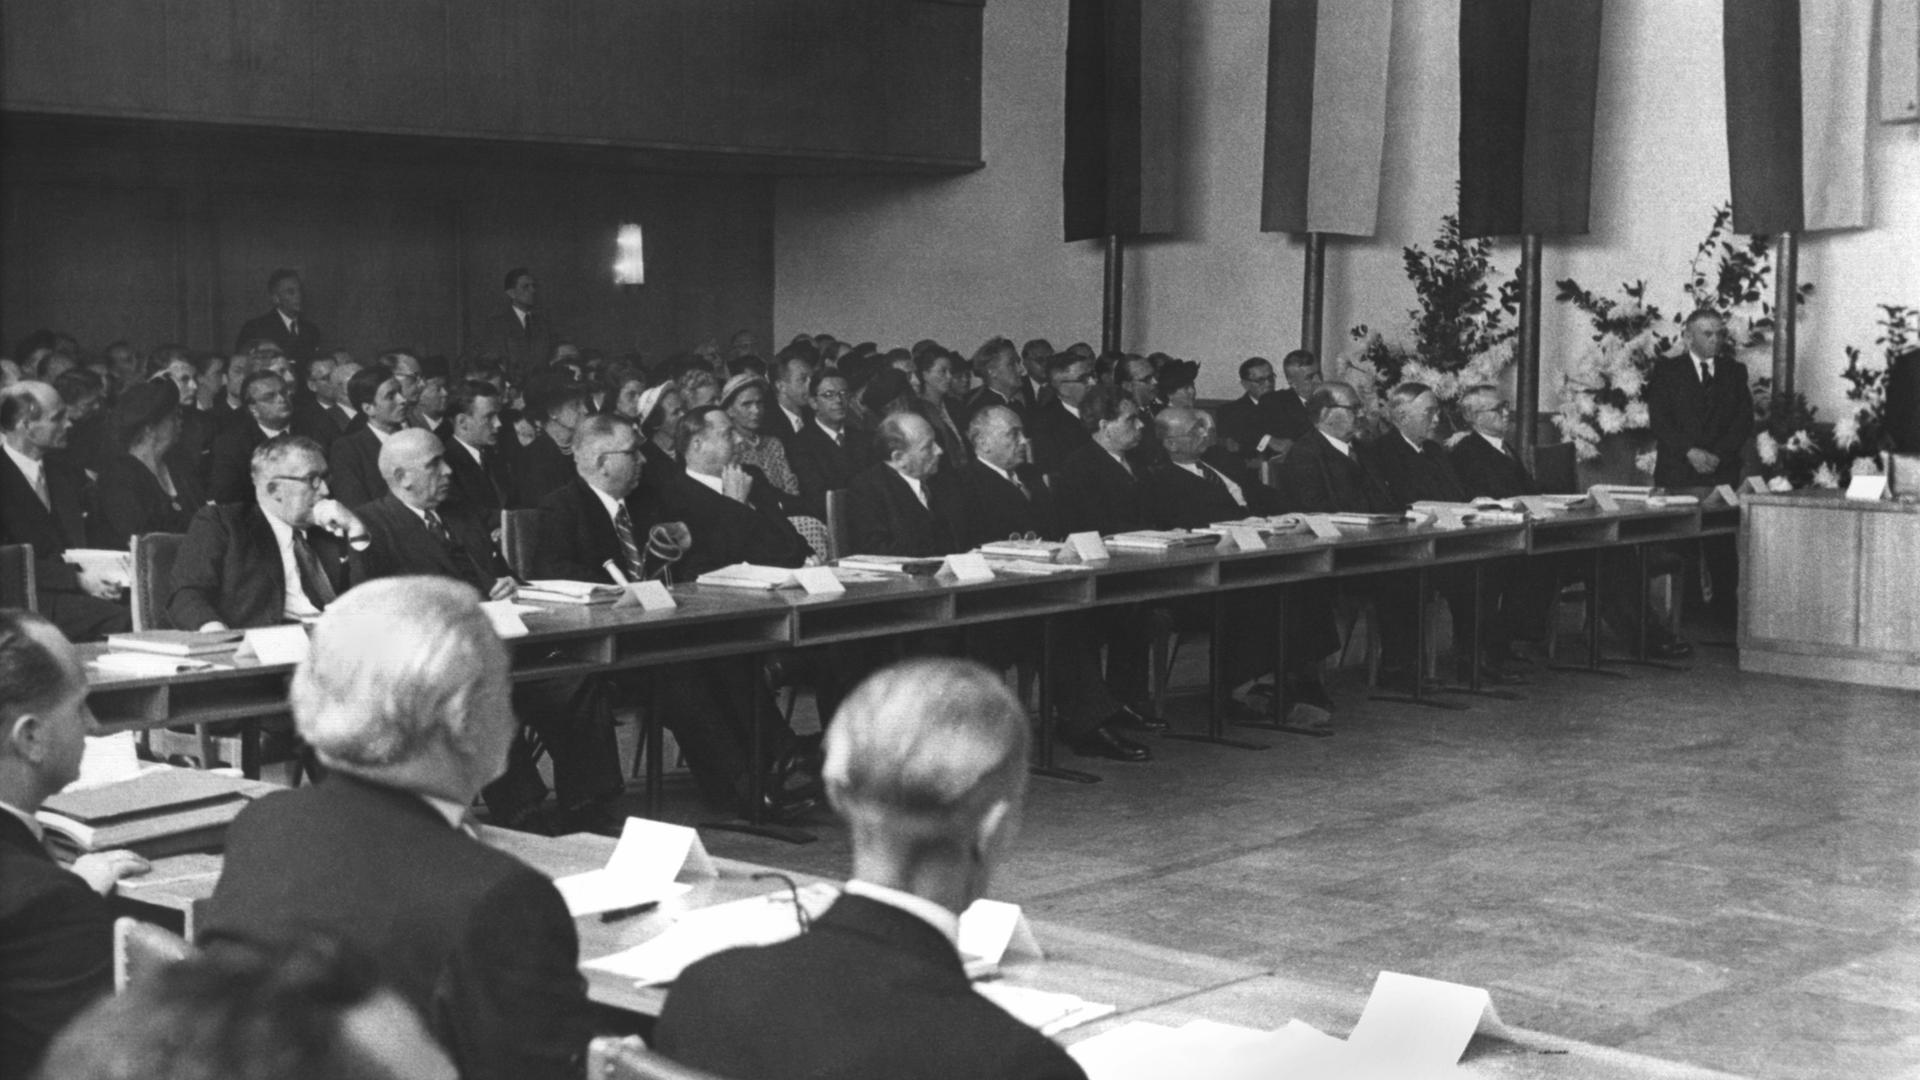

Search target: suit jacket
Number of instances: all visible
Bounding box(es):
[88,453,205,549]
[957,459,1062,546]
[1647,354,1753,486]
[326,426,389,511]
[205,421,280,505]
[1216,393,1283,459]
[357,494,503,595]
[654,894,1085,1080]
[1278,428,1400,514]
[1267,388,1314,440]
[474,306,557,390]
[960,385,1026,432]
[1361,432,1469,507]
[443,436,513,524]
[290,395,347,450]
[200,774,590,1080]
[1052,442,1153,536]
[234,310,324,361]
[1448,431,1540,499]
[764,404,806,442]
[786,420,869,520]
[508,433,574,510]
[1146,459,1282,530]
[0,449,89,594]
[656,469,812,577]
[167,407,216,493]
[0,812,112,1080]
[531,477,661,585]
[1026,398,1092,474]
[846,463,961,558]
[167,503,359,630]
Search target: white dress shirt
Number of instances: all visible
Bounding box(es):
[685,470,725,498]
[1177,460,1246,507]
[3,443,47,506]
[1322,432,1353,457]
[262,511,323,621]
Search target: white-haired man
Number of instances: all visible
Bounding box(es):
[199,578,593,1080]
[655,658,1087,1080]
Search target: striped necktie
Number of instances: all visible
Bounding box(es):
[612,504,645,580]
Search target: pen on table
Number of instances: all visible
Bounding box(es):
[603,559,633,586]
[599,900,660,923]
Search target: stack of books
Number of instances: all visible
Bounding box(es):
[1104,530,1223,551]
[977,539,1068,562]
[37,769,260,860]
[105,630,244,657]
[695,564,802,590]
[833,555,945,576]
[1325,513,1401,527]
[518,580,627,604]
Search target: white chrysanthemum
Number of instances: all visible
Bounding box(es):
[1634,450,1659,476]
[1813,463,1840,489]
[1573,437,1603,462]
[1787,429,1816,454]
[1624,401,1651,428]
[1756,431,1779,464]
[1834,413,1860,450]
[1612,367,1645,398]
[1852,455,1881,476]
[1767,475,1794,492]
[1444,430,1470,448]
[1577,393,1600,417]
[1597,405,1626,434]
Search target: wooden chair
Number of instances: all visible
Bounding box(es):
[0,543,36,611]
[587,1036,737,1080]
[130,532,185,631]
[501,509,543,581]
[112,917,192,993]
[787,515,831,562]
[823,489,851,561]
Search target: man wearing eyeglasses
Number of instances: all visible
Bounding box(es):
[786,371,870,519]
[169,434,368,632]
[1025,353,1097,473]
[205,370,295,504]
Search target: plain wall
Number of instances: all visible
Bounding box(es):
[773,0,1920,418]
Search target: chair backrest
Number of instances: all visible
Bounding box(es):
[823,489,851,563]
[113,917,192,993]
[131,532,187,631]
[587,1036,737,1080]
[0,544,35,612]
[1529,441,1578,494]
[501,509,543,581]
[788,515,831,562]
[1257,456,1282,490]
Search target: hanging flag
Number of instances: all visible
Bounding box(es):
[1259,0,1394,237]
[1062,0,1183,243]
[1458,0,1604,239]
[1725,0,1874,235]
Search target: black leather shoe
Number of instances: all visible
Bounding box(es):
[1066,725,1151,762]
[758,791,821,823]
[1649,639,1694,660]
[1110,705,1168,733]
[557,801,626,838]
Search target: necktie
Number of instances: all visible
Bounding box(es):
[1698,361,1712,388]
[612,504,645,580]
[424,509,449,543]
[29,467,50,511]
[1010,471,1031,500]
[290,529,337,609]
[288,318,300,340]
[1199,464,1227,491]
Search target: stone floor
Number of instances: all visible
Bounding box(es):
[613,621,1920,1080]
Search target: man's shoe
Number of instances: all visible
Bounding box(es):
[758,791,821,823]
[1649,639,1694,660]
[556,800,626,838]
[1065,725,1151,763]
[1110,705,1168,733]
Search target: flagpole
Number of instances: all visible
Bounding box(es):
[1772,230,1798,399]
[1301,232,1326,370]
[1102,233,1125,353]
[1516,233,1544,462]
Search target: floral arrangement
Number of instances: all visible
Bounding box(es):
[1552,204,1809,467]
[1341,209,1519,435]
[1834,304,1919,459]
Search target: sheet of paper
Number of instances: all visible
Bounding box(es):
[552,874,691,918]
[1588,487,1621,512]
[1226,525,1267,552]
[1067,531,1111,562]
[972,981,1115,1037]
[1303,515,1344,540]
[69,733,145,789]
[243,625,310,666]
[944,552,996,582]
[1404,510,1435,529]
[478,600,531,638]
[1846,474,1889,501]
[1433,509,1469,531]
[1712,483,1741,507]
[1346,970,1505,1069]
[958,898,1042,966]
[605,817,717,883]
[624,580,677,611]
[583,883,839,985]
[794,566,846,596]
[1744,476,1770,494]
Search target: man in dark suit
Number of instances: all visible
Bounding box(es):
[1025,352,1099,474]
[0,611,152,1080]
[1647,308,1751,620]
[328,364,409,509]
[168,435,367,631]
[233,269,325,363]
[787,370,868,519]
[1269,349,1319,440]
[442,379,513,525]
[0,382,130,642]
[206,370,296,504]
[1217,355,1285,464]
[356,431,513,598]
[1145,406,1284,527]
[1020,337,1057,409]
[766,348,813,442]
[846,413,960,558]
[656,406,814,576]
[1052,386,1154,536]
[961,336,1029,431]
[474,268,557,392]
[956,404,1060,546]
[289,353,346,450]
[198,579,594,1080]
[655,658,1088,1080]
[1278,382,1400,516]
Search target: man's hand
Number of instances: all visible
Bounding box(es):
[1686,448,1719,474]
[310,499,370,547]
[488,577,517,601]
[75,565,122,600]
[196,620,230,633]
[721,465,752,504]
[71,849,151,896]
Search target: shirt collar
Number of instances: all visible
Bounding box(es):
[417,794,470,831]
[982,459,1017,484]
[1479,431,1506,453]
[893,468,925,499]
[368,425,393,444]
[1688,351,1715,369]
[814,418,843,443]
[782,406,805,430]
[262,507,299,545]
[279,311,298,332]
[685,469,725,496]
[1061,401,1081,418]
[842,879,960,950]
[0,799,45,844]
[3,442,43,481]
[453,436,486,465]
[1322,431,1352,456]
[586,482,629,523]
[1400,432,1424,453]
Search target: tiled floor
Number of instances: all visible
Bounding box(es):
[619,625,1920,1080]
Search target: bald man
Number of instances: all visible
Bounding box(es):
[846,412,960,557]
[355,429,512,599]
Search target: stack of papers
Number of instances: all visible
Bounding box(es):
[1104,530,1223,551]
[62,548,132,588]
[519,580,626,604]
[37,768,256,858]
[977,540,1069,562]
[834,554,945,576]
[694,564,801,590]
[107,630,244,656]
[551,818,714,917]
[1326,513,1401,527]
[974,982,1114,1036]
[91,652,222,677]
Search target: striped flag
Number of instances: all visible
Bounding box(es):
[1725,0,1874,234]
[1260,0,1395,236]
[1062,0,1183,242]
[1458,0,1605,239]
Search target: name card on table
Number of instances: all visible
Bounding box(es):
[1302,515,1344,540]
[615,580,677,611]
[1431,509,1469,531]
[1226,526,1267,552]
[1404,509,1434,530]
[552,817,713,918]
[243,625,309,666]
[943,552,997,583]
[1516,495,1558,518]
[1846,474,1889,501]
[1712,484,1741,507]
[477,600,533,638]
[1744,476,1771,494]
[958,898,1044,972]
[1066,531,1111,563]
[794,566,846,596]
[1346,971,1510,1070]
[1588,487,1621,512]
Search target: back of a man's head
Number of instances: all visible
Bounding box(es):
[37,936,455,1080]
[291,577,508,781]
[824,659,1029,873]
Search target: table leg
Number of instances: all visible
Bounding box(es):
[1166,592,1268,747]
[1549,547,1631,678]
[1370,567,1467,711]
[1031,613,1104,782]
[1439,562,1523,701]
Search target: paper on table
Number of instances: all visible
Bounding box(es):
[957,898,1042,968]
[1226,525,1267,552]
[69,733,146,789]
[613,581,678,611]
[1846,474,1889,501]
[1302,515,1344,540]
[1346,970,1507,1068]
[553,875,690,918]
[943,552,996,582]
[478,600,535,638]
[583,883,839,985]
[90,652,220,677]
[1587,486,1621,512]
[1712,483,1741,507]
[794,566,846,596]
[971,982,1115,1037]
[553,818,717,917]
[1067,531,1111,562]
[1070,1018,1345,1080]
[243,625,310,666]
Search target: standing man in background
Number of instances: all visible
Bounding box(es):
[235,269,325,363]
[477,268,557,392]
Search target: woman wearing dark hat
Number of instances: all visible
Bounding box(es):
[720,373,801,506]
[88,380,205,548]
